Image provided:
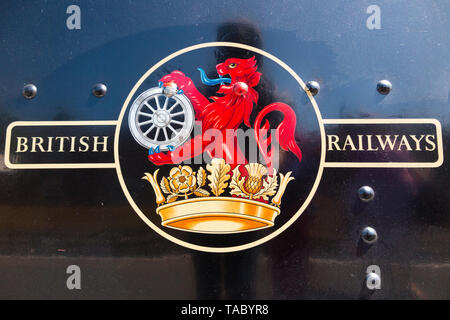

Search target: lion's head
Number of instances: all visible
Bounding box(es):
[216,56,261,87]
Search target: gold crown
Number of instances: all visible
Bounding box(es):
[142,158,294,234]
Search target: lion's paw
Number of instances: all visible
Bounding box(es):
[159,71,193,90]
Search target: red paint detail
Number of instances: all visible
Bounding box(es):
[148,57,302,169]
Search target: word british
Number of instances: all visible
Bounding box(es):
[15,136,110,153]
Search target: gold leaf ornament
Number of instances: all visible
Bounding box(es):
[206,158,231,196]
[197,167,207,187]
[271,171,295,206]
[166,194,179,203]
[142,170,165,205]
[194,188,210,197]
[160,176,171,194]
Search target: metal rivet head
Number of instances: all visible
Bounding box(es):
[358,186,375,202]
[22,84,37,99]
[92,83,107,98]
[376,80,392,95]
[306,81,320,96]
[361,227,378,244]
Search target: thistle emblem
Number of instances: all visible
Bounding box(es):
[243,163,267,195]
[229,163,278,201]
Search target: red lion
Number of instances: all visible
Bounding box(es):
[147,56,302,169]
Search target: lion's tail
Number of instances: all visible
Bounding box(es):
[254,102,302,171]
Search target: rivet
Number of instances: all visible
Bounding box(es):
[306,81,320,96]
[358,186,375,202]
[92,83,107,98]
[376,80,392,95]
[361,227,378,244]
[22,84,37,99]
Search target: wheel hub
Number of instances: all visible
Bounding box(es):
[128,86,195,150]
[153,110,170,127]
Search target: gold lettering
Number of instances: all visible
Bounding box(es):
[78,136,89,152]
[409,135,424,151]
[425,135,436,151]
[70,136,76,152]
[376,135,398,151]
[54,137,69,152]
[31,137,46,152]
[357,135,364,151]
[327,135,340,151]
[398,136,413,151]
[366,135,378,151]
[16,137,28,152]
[93,136,109,152]
[47,137,54,152]
[343,135,357,151]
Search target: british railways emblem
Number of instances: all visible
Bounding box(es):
[4,42,443,252]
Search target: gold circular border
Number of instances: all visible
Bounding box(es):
[114,42,326,253]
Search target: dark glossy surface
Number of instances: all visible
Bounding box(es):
[0,0,449,299]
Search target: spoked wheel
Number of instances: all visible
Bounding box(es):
[128,87,195,150]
